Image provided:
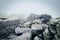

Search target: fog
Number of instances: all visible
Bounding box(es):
[0,0,60,19]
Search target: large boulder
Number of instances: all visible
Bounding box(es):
[38,14,52,23]
[48,18,60,36]
[27,14,52,23]
[31,19,48,30]
[0,18,20,39]
[15,27,31,35]
[49,18,60,25]
[43,29,51,40]
[56,22,60,38]
[27,13,38,22]
[11,32,31,40]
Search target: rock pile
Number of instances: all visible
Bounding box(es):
[0,18,20,39]
[0,14,60,40]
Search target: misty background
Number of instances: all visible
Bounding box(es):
[0,0,60,20]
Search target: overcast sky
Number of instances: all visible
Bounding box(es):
[0,0,60,19]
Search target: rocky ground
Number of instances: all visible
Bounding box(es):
[0,14,60,40]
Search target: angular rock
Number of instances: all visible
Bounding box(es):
[0,18,20,39]
[23,22,31,28]
[34,36,42,40]
[56,22,60,38]
[43,29,51,40]
[7,34,17,39]
[38,14,52,23]
[15,27,31,35]
[49,18,60,25]
[11,32,31,40]
[27,14,52,23]
[32,19,42,24]
[27,13,38,22]
[31,19,48,30]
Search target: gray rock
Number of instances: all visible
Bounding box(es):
[15,27,31,35]
[38,14,52,23]
[34,36,42,40]
[0,19,20,39]
[27,13,38,22]
[55,34,59,40]
[0,17,7,20]
[56,22,60,38]
[7,34,17,39]
[43,29,51,40]
[23,22,31,28]
[1,38,9,40]
[27,14,52,23]
[49,18,60,25]
[11,32,31,40]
